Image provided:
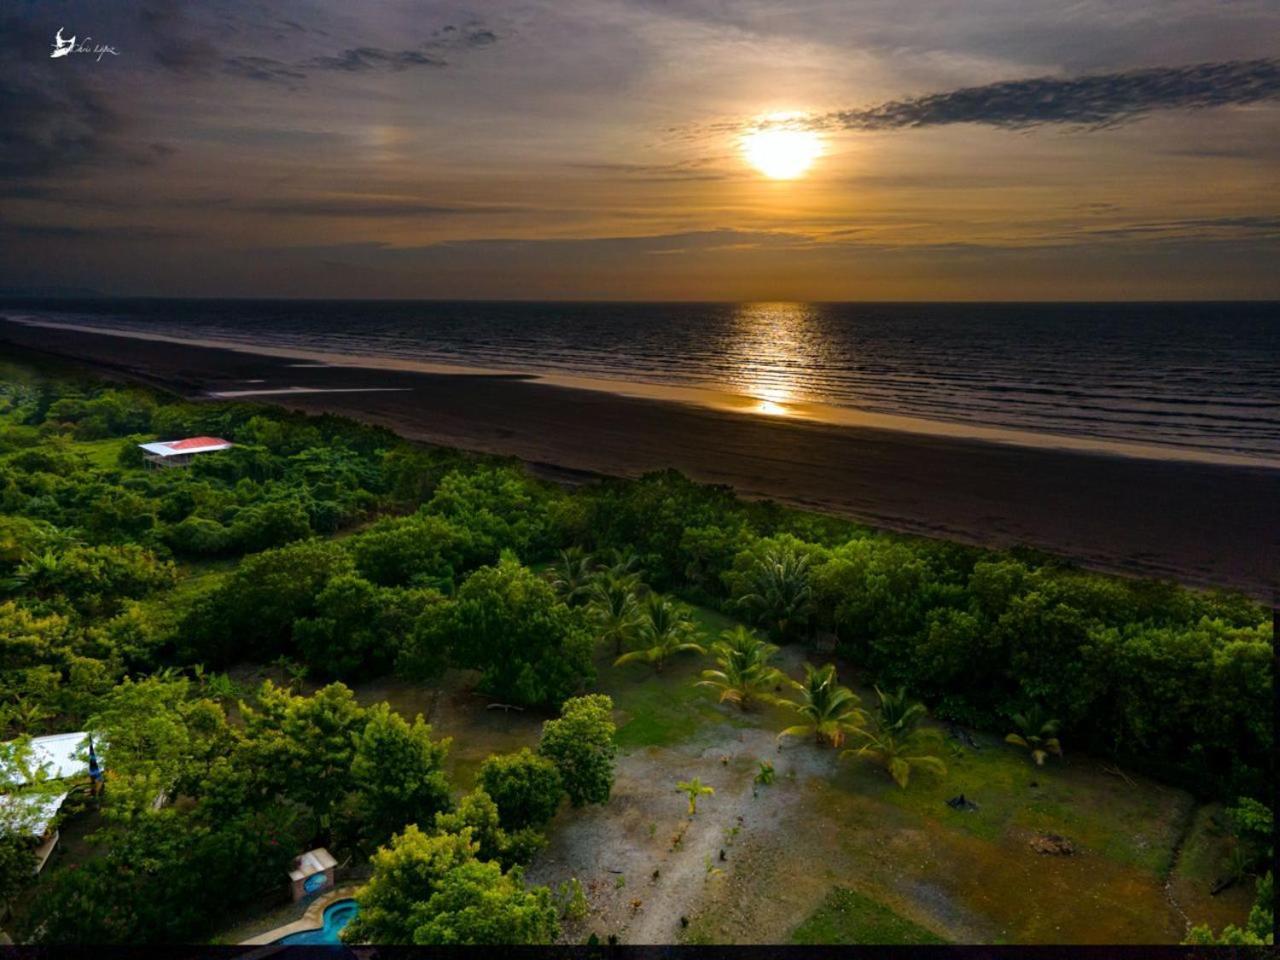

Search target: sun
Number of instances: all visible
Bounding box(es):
[741,123,824,180]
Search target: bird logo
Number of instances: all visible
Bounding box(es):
[51,27,76,58]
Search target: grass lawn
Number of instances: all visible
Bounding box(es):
[790,887,948,945]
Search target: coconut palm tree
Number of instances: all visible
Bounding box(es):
[613,595,704,673]
[1005,707,1063,766]
[696,626,783,710]
[846,727,947,788]
[778,663,867,748]
[589,575,644,656]
[845,686,946,788]
[873,686,929,736]
[737,547,812,640]
[676,777,715,815]
[599,546,643,582]
[548,547,598,606]
[12,549,64,596]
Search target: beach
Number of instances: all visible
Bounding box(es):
[1,316,1275,601]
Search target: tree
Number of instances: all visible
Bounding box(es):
[179,539,353,664]
[1005,706,1063,766]
[735,545,812,640]
[675,777,714,815]
[348,514,468,588]
[343,825,557,945]
[588,574,643,656]
[426,555,594,708]
[613,595,703,673]
[238,681,368,823]
[349,704,452,847]
[0,834,35,911]
[477,748,564,831]
[433,789,546,869]
[538,694,617,807]
[778,663,867,748]
[696,626,783,710]
[873,685,929,736]
[547,547,597,606]
[842,687,947,788]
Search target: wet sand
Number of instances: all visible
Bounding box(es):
[1,317,1275,600]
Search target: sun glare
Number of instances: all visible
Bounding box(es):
[741,123,824,180]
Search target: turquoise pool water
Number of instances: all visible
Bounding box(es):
[276,899,359,945]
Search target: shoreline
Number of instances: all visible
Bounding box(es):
[5,314,1274,470]
[1,317,1275,601]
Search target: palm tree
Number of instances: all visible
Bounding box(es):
[548,547,598,606]
[599,546,643,582]
[613,595,704,673]
[846,728,947,788]
[13,549,64,596]
[737,547,812,640]
[778,663,867,748]
[589,575,644,656]
[676,777,715,815]
[1005,707,1063,766]
[696,626,783,710]
[845,686,945,788]
[873,686,929,736]
[10,698,50,733]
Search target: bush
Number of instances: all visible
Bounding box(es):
[411,555,593,708]
[477,748,564,831]
[538,694,616,807]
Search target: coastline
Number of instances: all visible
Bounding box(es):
[1,316,1275,600]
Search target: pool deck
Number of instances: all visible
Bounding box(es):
[238,885,361,946]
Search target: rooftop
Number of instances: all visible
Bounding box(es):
[138,436,233,457]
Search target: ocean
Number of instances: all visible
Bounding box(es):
[3,299,1277,464]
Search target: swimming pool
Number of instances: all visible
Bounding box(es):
[275,899,359,945]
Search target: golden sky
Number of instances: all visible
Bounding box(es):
[3,1,1278,299]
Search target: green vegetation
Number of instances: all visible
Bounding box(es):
[537,694,618,808]
[0,358,1271,945]
[843,687,947,788]
[675,777,715,816]
[778,663,868,748]
[790,887,948,945]
[696,626,783,710]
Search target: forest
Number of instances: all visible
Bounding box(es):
[0,356,1271,946]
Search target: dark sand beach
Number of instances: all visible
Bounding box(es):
[1,317,1275,600]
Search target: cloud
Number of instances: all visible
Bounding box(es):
[818,58,1280,131]
[239,196,519,217]
[301,46,445,73]
[222,56,307,85]
[228,23,498,83]
[0,18,123,180]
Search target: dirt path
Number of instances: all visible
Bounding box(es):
[526,724,835,944]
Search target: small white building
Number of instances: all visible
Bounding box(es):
[138,436,233,468]
[0,732,96,875]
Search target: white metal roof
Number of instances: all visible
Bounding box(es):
[290,847,337,881]
[138,439,233,457]
[0,732,90,785]
[0,790,68,839]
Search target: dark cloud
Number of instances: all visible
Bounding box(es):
[222,56,306,85]
[819,58,1280,131]
[139,0,220,76]
[428,24,499,50]
[230,22,501,83]
[239,197,518,217]
[2,222,190,241]
[0,18,123,180]
[302,46,445,73]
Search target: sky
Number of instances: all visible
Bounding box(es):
[2,0,1278,300]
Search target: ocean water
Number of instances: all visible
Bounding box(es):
[3,299,1278,464]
